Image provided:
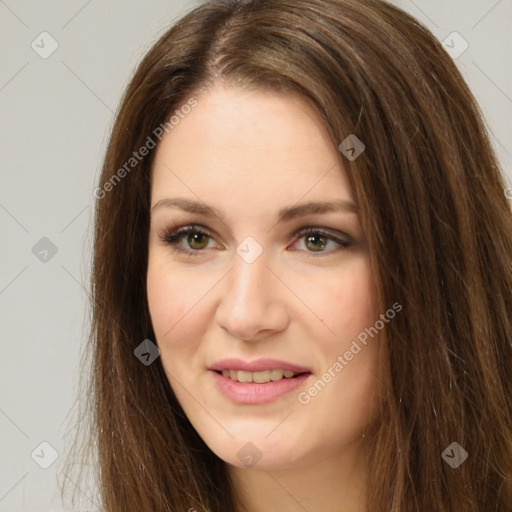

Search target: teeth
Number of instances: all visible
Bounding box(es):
[238,370,253,383]
[220,369,299,383]
[270,369,284,381]
[253,370,270,383]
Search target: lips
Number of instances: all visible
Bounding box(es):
[209,357,312,374]
[209,358,313,404]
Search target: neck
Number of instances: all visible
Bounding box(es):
[229,437,369,512]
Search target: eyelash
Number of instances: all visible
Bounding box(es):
[158,224,352,258]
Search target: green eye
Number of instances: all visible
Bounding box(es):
[304,234,329,252]
[160,225,215,256]
[159,224,352,257]
[186,232,210,250]
[292,228,352,257]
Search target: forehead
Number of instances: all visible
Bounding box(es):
[150,85,353,208]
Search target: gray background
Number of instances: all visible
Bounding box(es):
[0,1,510,510]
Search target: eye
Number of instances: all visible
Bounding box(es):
[158,224,218,256]
[289,227,352,257]
[158,224,353,257]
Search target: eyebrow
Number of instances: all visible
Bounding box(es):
[151,197,358,223]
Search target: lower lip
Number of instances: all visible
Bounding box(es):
[210,370,311,404]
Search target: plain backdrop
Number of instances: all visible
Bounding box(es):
[1,1,511,510]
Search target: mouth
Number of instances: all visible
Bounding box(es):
[216,368,307,383]
[209,358,313,404]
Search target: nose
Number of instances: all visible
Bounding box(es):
[215,251,290,342]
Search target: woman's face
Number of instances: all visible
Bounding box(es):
[147,85,381,470]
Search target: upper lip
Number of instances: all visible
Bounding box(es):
[209,358,312,374]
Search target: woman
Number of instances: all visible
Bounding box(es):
[65,0,512,510]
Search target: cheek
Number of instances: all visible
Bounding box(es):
[308,258,378,341]
[146,262,192,355]
[147,270,177,331]
[146,259,215,384]
[303,259,380,413]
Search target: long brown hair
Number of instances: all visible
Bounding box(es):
[63,0,512,510]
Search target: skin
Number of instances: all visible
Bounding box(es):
[147,84,381,512]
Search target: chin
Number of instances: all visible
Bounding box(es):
[200,427,309,470]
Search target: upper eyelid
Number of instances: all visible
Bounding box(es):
[161,223,346,239]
